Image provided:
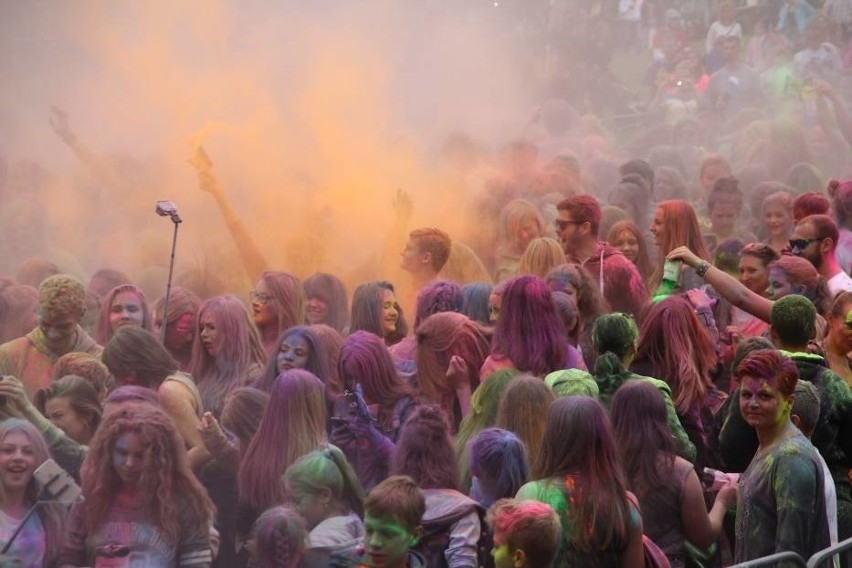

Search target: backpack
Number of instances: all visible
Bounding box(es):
[413,503,493,568]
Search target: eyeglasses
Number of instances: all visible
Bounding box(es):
[788,238,824,252]
[249,290,272,304]
[555,219,582,231]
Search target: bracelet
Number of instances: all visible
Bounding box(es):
[695,260,711,277]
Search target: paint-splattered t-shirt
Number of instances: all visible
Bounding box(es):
[59,498,211,567]
[735,429,831,563]
[0,506,45,567]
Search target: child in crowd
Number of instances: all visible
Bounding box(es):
[486,499,562,568]
[329,475,427,568]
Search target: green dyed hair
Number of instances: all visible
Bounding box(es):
[455,369,518,491]
[284,446,365,519]
[545,369,599,398]
[771,294,816,346]
[592,313,640,401]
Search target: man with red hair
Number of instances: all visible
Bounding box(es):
[555,195,648,318]
[734,348,830,563]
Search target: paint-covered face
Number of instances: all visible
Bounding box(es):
[739,255,770,295]
[709,203,739,238]
[764,204,792,238]
[276,335,310,374]
[766,267,794,300]
[829,304,852,353]
[739,376,790,431]
[305,296,328,325]
[491,535,516,568]
[109,291,146,333]
[363,514,419,568]
[0,432,36,494]
[157,312,195,352]
[380,289,399,336]
[251,280,278,330]
[45,396,91,445]
[612,229,640,263]
[199,311,220,358]
[39,311,79,355]
[112,431,147,490]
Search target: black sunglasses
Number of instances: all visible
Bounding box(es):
[789,237,824,251]
[554,219,582,231]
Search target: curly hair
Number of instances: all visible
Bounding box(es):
[92,284,154,345]
[80,402,214,544]
[38,274,86,319]
[51,352,112,397]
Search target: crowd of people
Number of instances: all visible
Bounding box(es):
[2,0,852,567]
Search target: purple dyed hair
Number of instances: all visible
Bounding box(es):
[238,369,328,511]
[414,279,463,328]
[491,275,569,376]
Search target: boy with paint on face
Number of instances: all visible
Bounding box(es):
[329,476,426,568]
[486,499,561,568]
[734,349,831,563]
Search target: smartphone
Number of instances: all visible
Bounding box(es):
[33,459,81,503]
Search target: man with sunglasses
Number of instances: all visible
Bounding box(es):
[790,214,852,296]
[555,195,648,319]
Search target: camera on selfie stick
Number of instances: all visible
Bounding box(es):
[155,200,182,343]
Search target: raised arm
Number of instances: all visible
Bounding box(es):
[667,246,773,322]
[189,146,270,280]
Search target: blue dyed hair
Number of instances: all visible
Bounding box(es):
[469,427,529,502]
[461,282,492,326]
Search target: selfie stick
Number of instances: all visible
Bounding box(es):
[0,474,74,554]
[155,202,182,343]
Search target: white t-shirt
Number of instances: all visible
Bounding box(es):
[705,21,743,54]
[827,270,852,297]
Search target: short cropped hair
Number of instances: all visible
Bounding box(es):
[364,475,426,532]
[798,214,840,252]
[556,195,602,237]
[792,381,821,437]
[487,499,562,567]
[409,228,452,273]
[736,349,799,397]
[38,274,87,319]
[771,294,817,346]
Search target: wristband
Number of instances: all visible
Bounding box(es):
[695,260,711,277]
